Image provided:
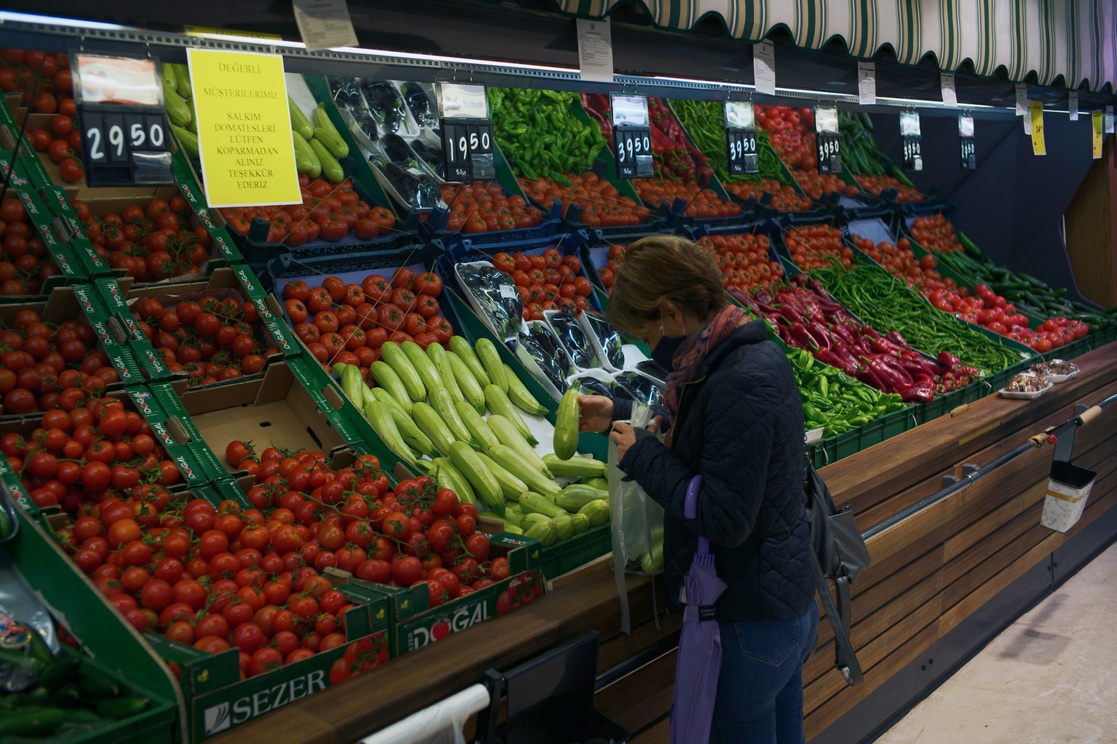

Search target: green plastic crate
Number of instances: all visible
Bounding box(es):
[539,523,612,580]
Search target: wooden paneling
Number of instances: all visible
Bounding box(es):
[1065,135,1117,306]
[212,343,1117,744]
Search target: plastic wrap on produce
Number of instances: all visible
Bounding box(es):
[455,261,522,339]
[545,309,597,369]
[401,81,438,130]
[518,321,573,392]
[582,311,625,370]
[614,370,664,407]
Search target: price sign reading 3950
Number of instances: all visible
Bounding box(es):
[611,94,653,179]
[724,101,758,175]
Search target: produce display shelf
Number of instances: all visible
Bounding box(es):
[538,522,612,582]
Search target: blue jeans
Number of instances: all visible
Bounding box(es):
[708,603,820,744]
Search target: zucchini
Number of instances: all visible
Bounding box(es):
[476,451,529,501]
[309,137,345,183]
[380,342,426,402]
[370,361,413,413]
[455,401,501,452]
[447,351,486,413]
[402,340,444,398]
[292,132,322,178]
[171,124,199,159]
[429,457,475,505]
[488,444,560,497]
[552,381,580,460]
[289,96,315,141]
[429,380,476,447]
[427,342,465,404]
[172,63,192,99]
[484,385,537,444]
[543,453,605,478]
[487,414,550,476]
[412,402,458,457]
[503,363,549,415]
[363,400,416,465]
[474,338,507,393]
[448,441,504,514]
[520,491,567,520]
[449,337,490,386]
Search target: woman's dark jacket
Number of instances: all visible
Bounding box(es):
[618,319,815,621]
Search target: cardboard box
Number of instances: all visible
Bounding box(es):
[0,155,87,286]
[164,357,372,482]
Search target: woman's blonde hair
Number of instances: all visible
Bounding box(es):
[606,234,729,337]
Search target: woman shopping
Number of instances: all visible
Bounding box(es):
[579,234,818,744]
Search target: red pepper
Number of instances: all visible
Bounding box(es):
[886,331,911,350]
[817,348,858,375]
[789,322,817,350]
[937,351,962,369]
[877,356,915,386]
[856,364,885,389]
[778,304,803,325]
[901,387,935,403]
[805,321,831,350]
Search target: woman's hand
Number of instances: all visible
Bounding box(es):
[610,421,637,461]
[579,395,614,433]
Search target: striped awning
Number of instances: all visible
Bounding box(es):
[553,0,1117,93]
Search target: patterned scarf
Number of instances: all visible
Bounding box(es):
[663,305,751,447]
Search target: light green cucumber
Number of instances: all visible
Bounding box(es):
[484,385,537,444]
[504,363,549,415]
[448,441,504,514]
[543,453,605,478]
[488,444,561,498]
[289,96,315,140]
[430,457,475,505]
[474,338,507,393]
[402,340,443,394]
[429,382,476,447]
[412,402,458,457]
[487,415,551,476]
[447,352,486,413]
[370,361,413,413]
[362,400,415,465]
[456,401,500,452]
[476,451,528,501]
[380,342,425,401]
[428,342,465,404]
[449,337,490,386]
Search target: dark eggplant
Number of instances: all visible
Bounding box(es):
[547,311,597,368]
[519,322,572,391]
[361,81,406,133]
[381,133,418,166]
[401,82,436,128]
[378,162,440,210]
[584,312,624,369]
[328,77,364,110]
[409,138,444,170]
[457,262,521,338]
[614,371,663,407]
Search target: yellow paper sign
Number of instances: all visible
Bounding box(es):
[185,26,282,41]
[1030,101,1046,156]
[186,49,301,208]
[1092,111,1103,159]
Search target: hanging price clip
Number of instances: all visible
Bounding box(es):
[814,105,840,174]
[436,82,495,182]
[724,101,758,175]
[610,93,653,179]
[899,110,922,172]
[959,114,976,170]
[70,53,175,187]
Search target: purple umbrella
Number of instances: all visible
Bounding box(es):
[670,475,727,744]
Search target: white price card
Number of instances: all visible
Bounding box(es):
[292,0,357,52]
[1015,83,1028,116]
[1023,107,1032,134]
[1069,91,1079,121]
[858,61,876,105]
[958,115,975,137]
[725,101,755,129]
[941,72,957,107]
[577,18,614,83]
[611,95,649,128]
[1105,106,1115,134]
[814,106,839,133]
[900,111,921,137]
[754,40,776,96]
[437,83,489,120]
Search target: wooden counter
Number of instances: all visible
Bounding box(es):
[212,342,1117,744]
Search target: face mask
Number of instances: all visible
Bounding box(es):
[651,320,686,371]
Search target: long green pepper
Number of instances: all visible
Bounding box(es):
[810,263,1024,373]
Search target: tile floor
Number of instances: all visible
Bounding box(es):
[873,540,1117,744]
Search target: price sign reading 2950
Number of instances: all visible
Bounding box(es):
[71,53,175,187]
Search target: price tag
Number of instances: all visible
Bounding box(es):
[814,106,840,175]
[753,40,776,96]
[959,115,976,170]
[291,0,358,52]
[71,54,174,187]
[1092,111,1103,159]
[1069,91,1079,121]
[1015,83,1029,116]
[900,111,922,171]
[576,18,614,83]
[858,62,876,105]
[437,83,495,182]
[611,94,653,179]
[1105,106,1115,134]
[941,72,957,107]
[724,101,758,175]
[1030,101,1046,156]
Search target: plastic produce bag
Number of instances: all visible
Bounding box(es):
[609,402,665,634]
[357,683,490,744]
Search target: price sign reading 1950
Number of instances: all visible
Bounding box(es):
[437,82,495,181]
[71,53,175,187]
[611,93,653,179]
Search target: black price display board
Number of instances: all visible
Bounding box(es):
[900,111,923,172]
[71,53,174,187]
[959,115,976,170]
[724,101,758,176]
[611,94,653,179]
[437,83,495,181]
[815,106,841,174]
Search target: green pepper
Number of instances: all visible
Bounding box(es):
[0,707,68,736]
[97,696,149,720]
